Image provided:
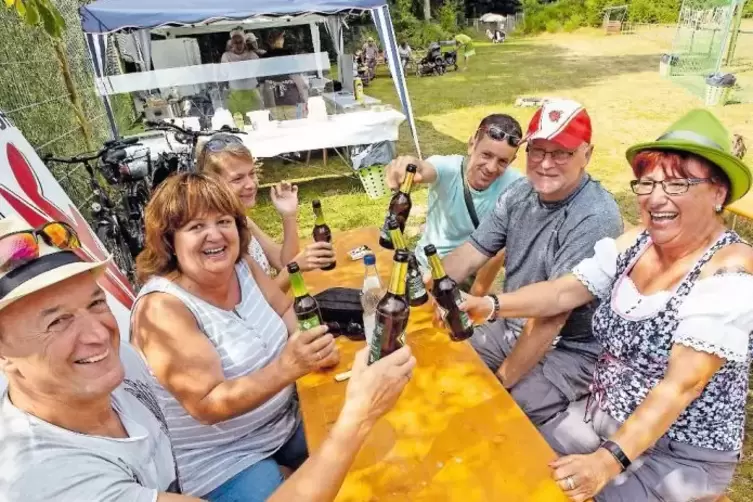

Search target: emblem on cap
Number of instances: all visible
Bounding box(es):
[549,110,562,123]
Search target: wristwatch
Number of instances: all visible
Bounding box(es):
[485,294,500,322]
[600,439,631,472]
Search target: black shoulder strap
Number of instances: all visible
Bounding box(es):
[461,158,480,229]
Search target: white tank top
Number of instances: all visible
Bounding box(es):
[132,260,298,496]
[249,236,273,275]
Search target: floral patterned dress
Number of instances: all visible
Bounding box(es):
[575,230,753,452]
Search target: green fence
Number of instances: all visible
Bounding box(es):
[0,0,133,209]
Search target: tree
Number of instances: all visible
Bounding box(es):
[3,0,94,150]
[465,0,522,18]
[424,0,431,20]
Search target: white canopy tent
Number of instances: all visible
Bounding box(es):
[78,0,422,157]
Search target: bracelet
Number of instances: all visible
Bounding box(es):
[485,295,499,322]
[600,440,631,472]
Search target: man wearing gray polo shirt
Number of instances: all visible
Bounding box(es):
[440,99,623,426]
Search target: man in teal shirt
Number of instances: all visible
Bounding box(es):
[385,114,523,294]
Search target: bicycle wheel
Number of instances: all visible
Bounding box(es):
[96,223,137,286]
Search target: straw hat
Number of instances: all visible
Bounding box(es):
[0,216,109,312]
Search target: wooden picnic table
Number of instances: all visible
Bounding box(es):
[296,227,569,502]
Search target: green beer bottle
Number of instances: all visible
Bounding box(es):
[425,245,473,341]
[379,164,417,249]
[287,262,323,331]
[312,199,336,271]
[368,250,410,364]
[385,216,429,307]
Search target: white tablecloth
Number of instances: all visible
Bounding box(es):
[241,109,405,158]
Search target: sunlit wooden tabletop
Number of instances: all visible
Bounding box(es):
[297,227,569,502]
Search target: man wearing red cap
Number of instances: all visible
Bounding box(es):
[440,99,623,426]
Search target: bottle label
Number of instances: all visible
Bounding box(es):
[408,275,427,300]
[453,290,472,330]
[297,315,321,331]
[368,321,385,364]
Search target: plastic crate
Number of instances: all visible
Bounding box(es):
[705,85,732,107]
[357,165,389,199]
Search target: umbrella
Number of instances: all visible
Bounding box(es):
[480,13,506,23]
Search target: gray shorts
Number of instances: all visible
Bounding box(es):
[539,399,739,501]
[470,320,596,426]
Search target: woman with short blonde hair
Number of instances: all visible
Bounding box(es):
[196,135,335,291]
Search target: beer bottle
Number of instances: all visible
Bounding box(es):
[368,250,411,364]
[287,262,323,331]
[385,217,428,307]
[312,199,336,271]
[379,164,417,249]
[425,245,473,341]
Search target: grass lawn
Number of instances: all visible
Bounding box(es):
[251,27,753,499]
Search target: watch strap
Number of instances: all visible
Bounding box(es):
[601,439,631,472]
[485,294,499,322]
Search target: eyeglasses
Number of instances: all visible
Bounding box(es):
[630,178,713,196]
[204,134,244,153]
[526,146,576,165]
[479,125,521,147]
[0,222,80,274]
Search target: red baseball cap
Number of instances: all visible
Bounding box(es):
[525,99,592,150]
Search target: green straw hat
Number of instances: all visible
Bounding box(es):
[626,109,751,204]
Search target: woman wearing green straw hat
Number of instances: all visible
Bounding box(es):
[459,109,753,501]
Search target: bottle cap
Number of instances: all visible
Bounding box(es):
[406,164,417,173]
[394,250,410,263]
[363,254,376,266]
[286,262,301,274]
[424,244,437,256]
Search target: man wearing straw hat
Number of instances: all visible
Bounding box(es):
[0,216,414,501]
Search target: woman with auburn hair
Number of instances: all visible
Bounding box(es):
[132,173,339,502]
[460,109,753,501]
[196,135,335,292]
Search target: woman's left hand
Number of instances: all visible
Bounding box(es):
[271,182,299,217]
[550,450,622,502]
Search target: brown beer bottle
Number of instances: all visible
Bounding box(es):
[312,199,336,271]
[379,164,417,249]
[425,245,473,341]
[386,216,428,307]
[287,262,323,331]
[368,249,410,364]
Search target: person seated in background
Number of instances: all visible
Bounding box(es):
[438,99,623,426]
[245,31,266,57]
[130,173,338,501]
[0,216,415,502]
[386,114,524,295]
[459,109,753,502]
[261,29,309,119]
[196,134,334,292]
[398,40,412,71]
[221,28,263,115]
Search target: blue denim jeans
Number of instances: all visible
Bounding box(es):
[204,422,308,502]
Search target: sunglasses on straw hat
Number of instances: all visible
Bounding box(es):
[0,222,80,274]
[0,217,110,312]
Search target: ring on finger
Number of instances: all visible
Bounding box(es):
[565,475,576,491]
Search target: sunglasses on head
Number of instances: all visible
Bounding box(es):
[0,222,80,274]
[479,125,522,147]
[204,135,244,153]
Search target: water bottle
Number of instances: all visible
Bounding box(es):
[361,253,384,346]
